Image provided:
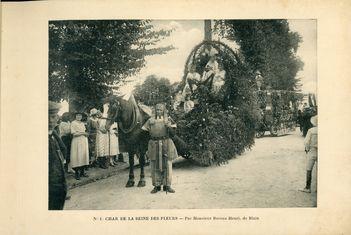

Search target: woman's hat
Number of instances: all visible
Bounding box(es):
[310,115,317,126]
[61,112,71,122]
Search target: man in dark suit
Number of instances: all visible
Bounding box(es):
[48,101,67,210]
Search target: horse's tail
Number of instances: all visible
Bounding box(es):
[172,135,190,159]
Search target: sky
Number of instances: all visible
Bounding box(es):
[119,19,317,94]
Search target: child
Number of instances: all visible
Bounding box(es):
[183,95,195,113]
[142,103,178,193]
[299,115,318,193]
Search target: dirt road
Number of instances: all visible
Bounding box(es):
[64,129,317,209]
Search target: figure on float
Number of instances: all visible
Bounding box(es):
[211,63,226,94]
[201,48,219,87]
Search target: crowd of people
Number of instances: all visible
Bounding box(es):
[52,103,121,183]
[48,99,180,210]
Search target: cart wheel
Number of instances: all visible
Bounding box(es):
[255,131,265,138]
[270,126,279,136]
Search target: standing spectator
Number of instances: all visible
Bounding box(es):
[108,121,120,166]
[95,102,120,168]
[299,115,318,193]
[96,103,110,169]
[59,112,74,173]
[142,103,178,194]
[87,108,99,167]
[48,101,67,210]
[296,110,303,133]
[70,111,90,180]
[301,106,314,137]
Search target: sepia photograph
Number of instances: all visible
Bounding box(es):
[2,0,351,234]
[48,19,318,210]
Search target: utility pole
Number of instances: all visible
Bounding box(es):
[204,20,212,41]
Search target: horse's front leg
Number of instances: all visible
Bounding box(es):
[126,152,135,187]
[137,152,146,187]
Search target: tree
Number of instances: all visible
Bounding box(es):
[49,20,174,111]
[215,20,304,91]
[134,75,172,106]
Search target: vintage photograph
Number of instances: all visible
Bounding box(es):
[48,19,317,210]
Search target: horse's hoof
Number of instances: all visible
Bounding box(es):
[125,181,135,187]
[137,180,146,187]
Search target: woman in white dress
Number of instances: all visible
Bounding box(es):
[70,112,90,180]
[108,122,119,166]
[96,103,120,168]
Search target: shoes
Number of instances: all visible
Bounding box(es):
[151,186,161,194]
[75,174,80,180]
[163,186,175,193]
[67,169,75,174]
[299,188,311,193]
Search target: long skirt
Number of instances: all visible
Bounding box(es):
[70,135,89,168]
[88,133,97,162]
[96,132,119,157]
[61,135,72,163]
[151,157,172,186]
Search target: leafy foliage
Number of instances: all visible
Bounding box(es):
[49,20,174,111]
[134,75,172,106]
[174,41,260,166]
[215,20,303,91]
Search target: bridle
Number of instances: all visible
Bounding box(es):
[104,100,121,130]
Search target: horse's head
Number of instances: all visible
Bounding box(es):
[105,96,121,131]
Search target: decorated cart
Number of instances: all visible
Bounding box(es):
[170,38,260,166]
[254,89,302,137]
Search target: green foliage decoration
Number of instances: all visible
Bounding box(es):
[174,41,260,166]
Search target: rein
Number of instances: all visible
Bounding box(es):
[110,96,141,134]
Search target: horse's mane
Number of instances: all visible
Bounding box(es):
[116,93,142,134]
